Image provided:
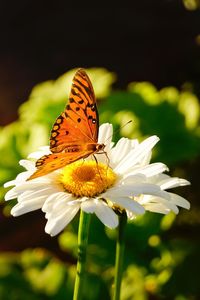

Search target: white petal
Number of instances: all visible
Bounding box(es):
[4,180,17,188]
[114,135,160,174]
[94,200,118,228]
[17,187,54,203]
[28,146,50,159]
[121,174,147,185]
[42,193,64,214]
[103,183,170,199]
[168,192,190,209]
[13,175,59,192]
[159,178,191,190]
[42,192,72,212]
[143,196,179,214]
[48,198,79,219]
[140,150,152,165]
[53,195,76,209]
[126,210,136,220]
[126,163,169,178]
[144,203,170,214]
[98,123,113,148]
[111,197,145,215]
[4,170,33,187]
[45,204,80,236]
[11,196,46,216]
[4,187,18,200]
[17,191,33,202]
[110,138,133,166]
[81,199,97,213]
[19,159,35,171]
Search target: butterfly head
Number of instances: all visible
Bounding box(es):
[96,143,105,152]
[86,143,105,153]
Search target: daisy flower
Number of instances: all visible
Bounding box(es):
[4,123,190,236]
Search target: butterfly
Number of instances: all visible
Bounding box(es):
[27,68,105,181]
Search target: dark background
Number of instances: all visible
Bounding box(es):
[1,3,200,298]
[0,0,200,125]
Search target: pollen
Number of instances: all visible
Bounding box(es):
[59,161,117,197]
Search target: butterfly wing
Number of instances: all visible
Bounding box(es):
[50,68,99,153]
[27,149,94,181]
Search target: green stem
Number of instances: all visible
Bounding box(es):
[113,212,127,300]
[73,210,91,300]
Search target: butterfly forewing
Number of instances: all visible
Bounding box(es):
[50,69,99,153]
[26,68,103,181]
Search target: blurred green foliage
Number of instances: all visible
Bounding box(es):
[0,68,199,299]
[0,248,73,300]
[183,0,200,10]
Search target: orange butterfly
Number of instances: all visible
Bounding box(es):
[27,68,105,181]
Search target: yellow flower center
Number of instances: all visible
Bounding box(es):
[59,161,117,197]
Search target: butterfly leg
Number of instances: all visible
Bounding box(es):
[95,150,111,168]
[96,151,111,174]
[92,154,104,182]
[102,151,110,176]
[103,151,110,169]
[80,159,86,167]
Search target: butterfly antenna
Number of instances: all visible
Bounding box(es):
[103,120,133,144]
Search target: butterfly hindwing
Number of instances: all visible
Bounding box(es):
[28,149,94,180]
[50,69,99,153]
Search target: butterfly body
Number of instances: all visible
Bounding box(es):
[27,69,105,181]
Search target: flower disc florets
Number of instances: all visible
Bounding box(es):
[60,161,117,197]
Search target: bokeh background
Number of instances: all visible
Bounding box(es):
[1,1,200,299]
